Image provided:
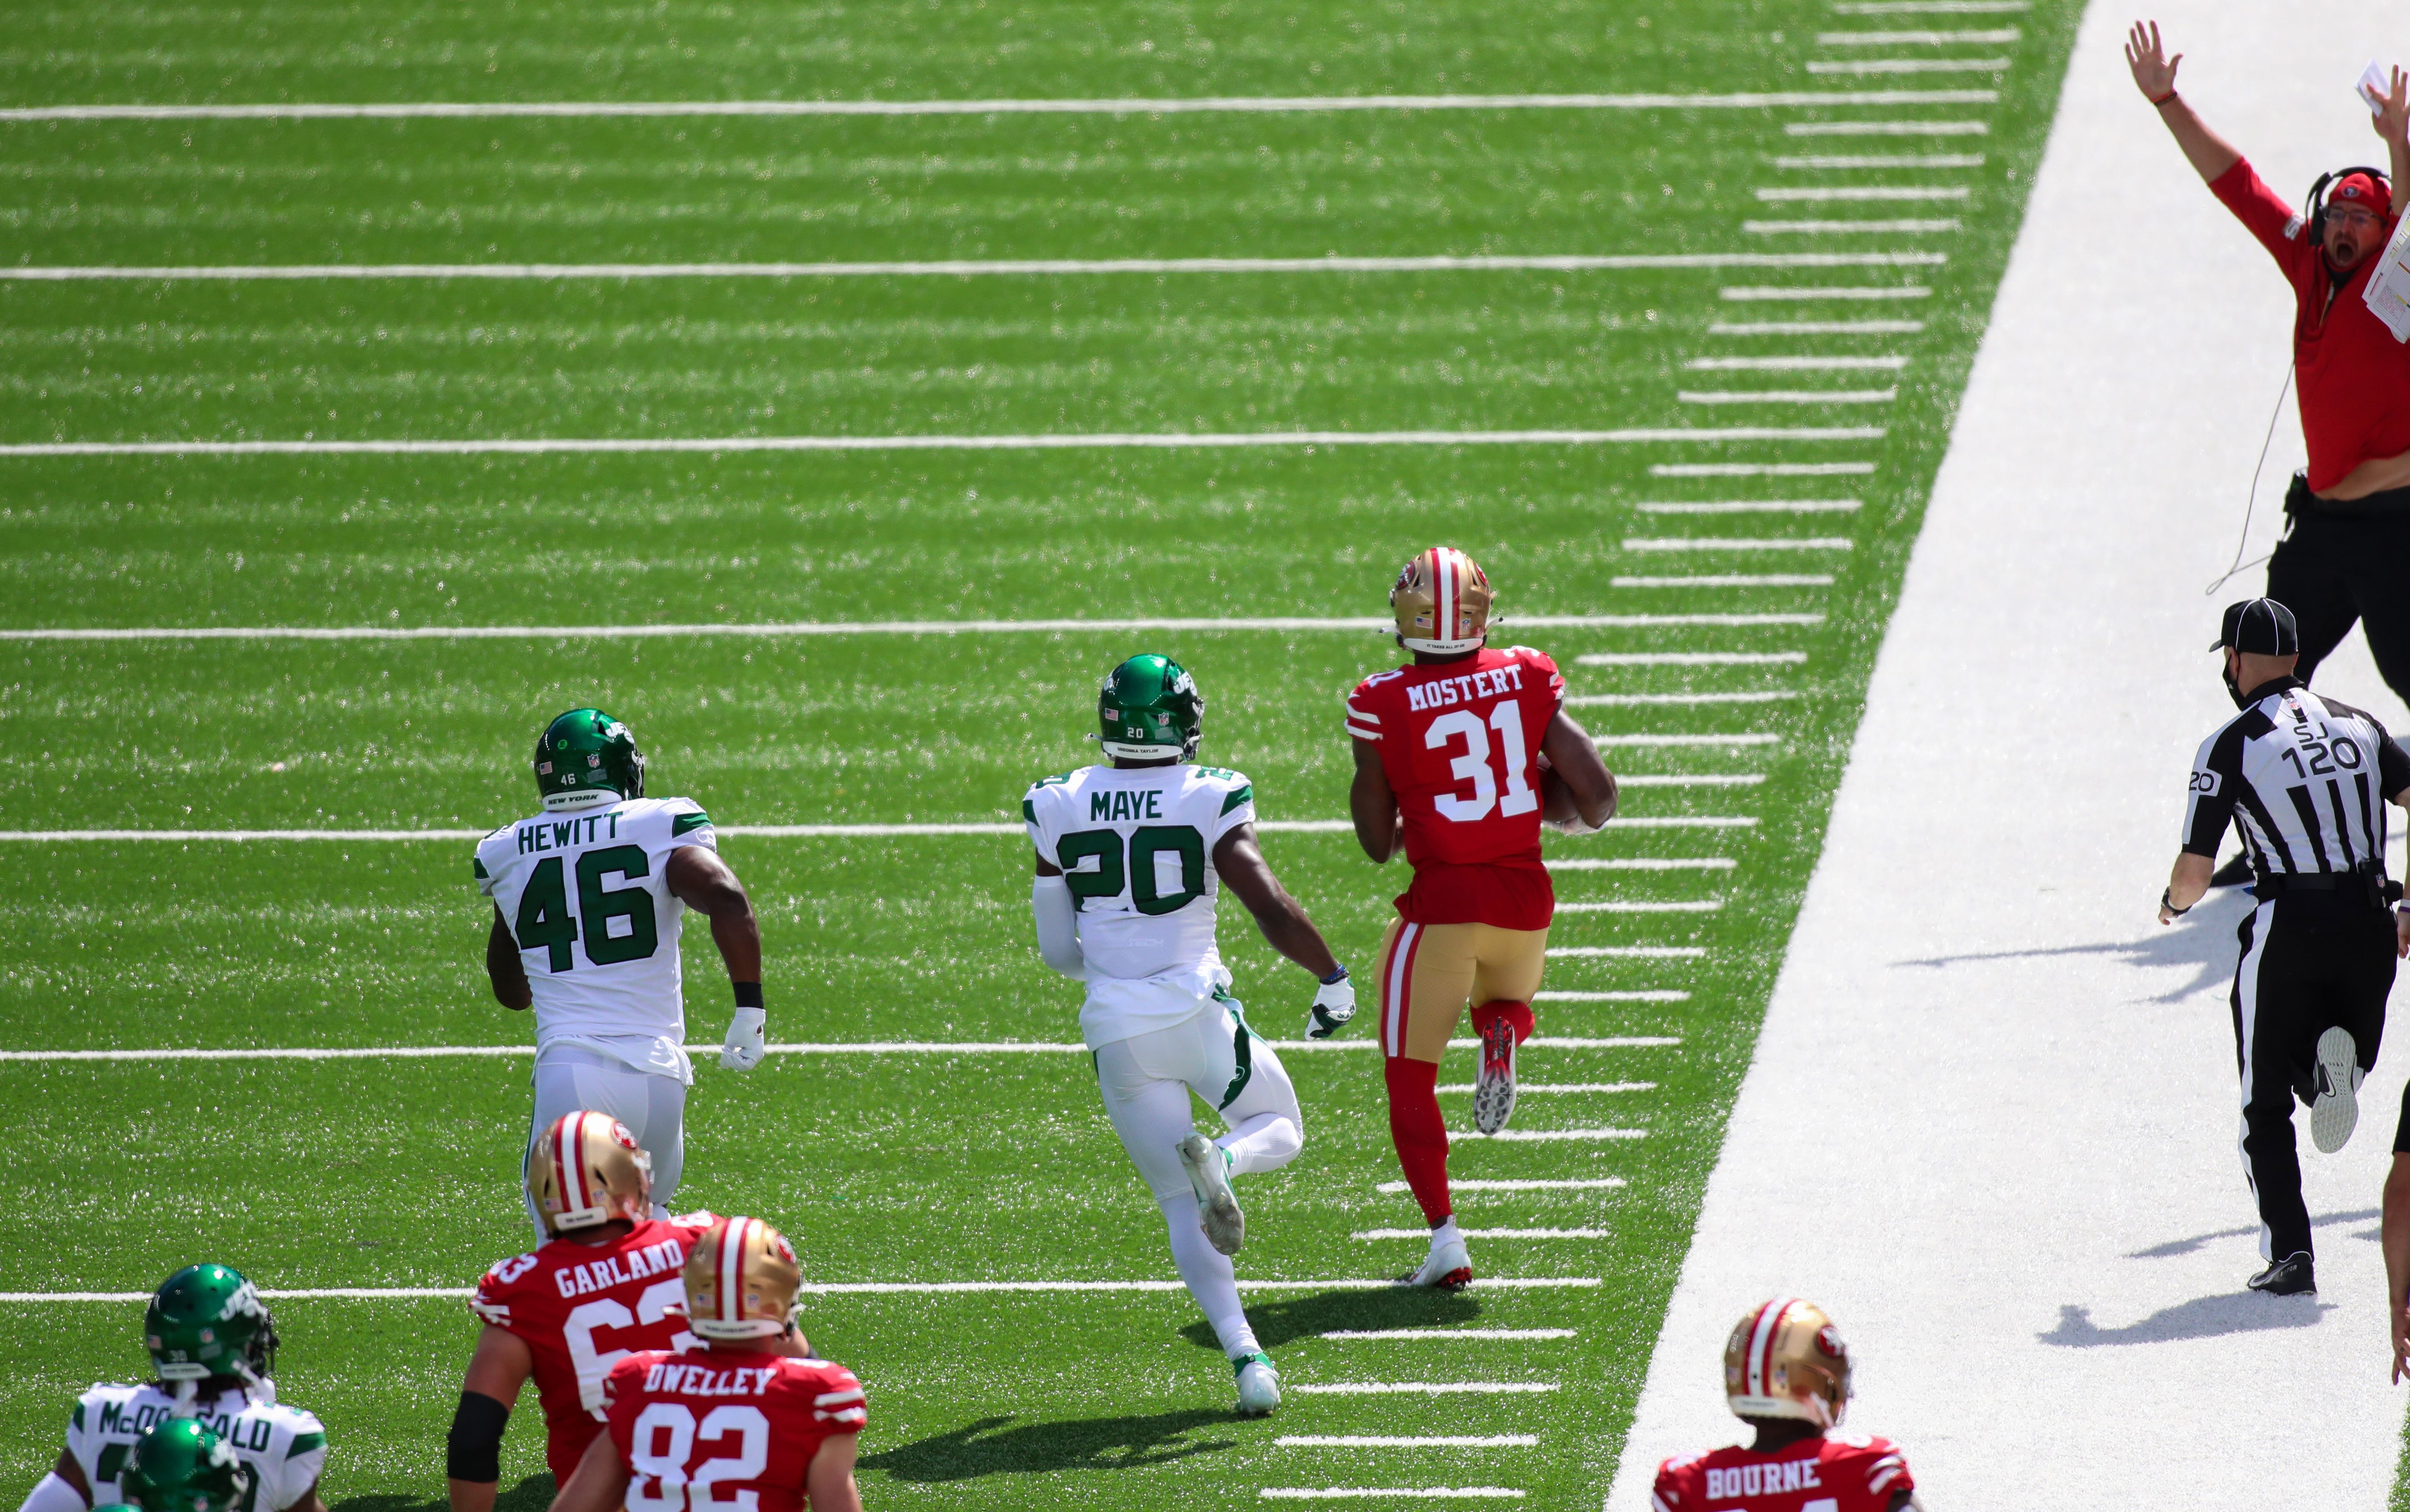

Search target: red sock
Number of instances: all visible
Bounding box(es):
[1471,999,1535,1044]
[1384,1056,1452,1226]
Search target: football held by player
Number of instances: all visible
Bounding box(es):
[475,708,768,1237]
[445,1113,718,1512]
[1347,548,1618,1288]
[1651,1299,1920,1512]
[551,1216,864,1512]
[21,1266,327,1512]
[1025,654,1358,1415]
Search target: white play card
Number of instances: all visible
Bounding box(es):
[2359,59,2390,116]
[2364,214,2410,341]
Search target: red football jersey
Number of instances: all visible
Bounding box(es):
[1345,645,1566,929]
[470,1214,716,1486]
[603,1348,867,1512]
[1652,1434,1915,1512]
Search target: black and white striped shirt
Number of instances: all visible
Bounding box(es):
[2183,677,2410,885]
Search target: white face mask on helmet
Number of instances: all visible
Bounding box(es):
[1391,546,1495,656]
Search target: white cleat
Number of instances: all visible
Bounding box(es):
[1397,1229,1474,1291]
[1179,1133,1246,1256]
[1234,1351,1282,1415]
[2311,1026,2364,1155]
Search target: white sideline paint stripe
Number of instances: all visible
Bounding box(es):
[1613,574,1835,586]
[1783,119,1989,134]
[1547,857,1734,870]
[1817,27,2022,42]
[0,1037,1652,1063]
[1758,185,1970,201]
[1806,57,2010,74]
[1353,1228,1614,1240]
[1743,219,1962,235]
[1721,285,1930,300]
[1831,0,2028,11]
[0,612,1814,643]
[1323,1329,1575,1340]
[1678,388,1898,403]
[0,821,1346,841]
[1577,815,1761,826]
[1530,991,1690,1001]
[1612,774,1767,785]
[1552,899,1724,911]
[1459,1128,1648,1141]
[1710,320,1926,333]
[1578,651,1808,663]
[0,1278,1603,1304]
[0,252,1949,282]
[0,91,2000,123]
[1770,153,1986,168]
[1586,733,1780,746]
[1259,1492,1525,1502]
[1291,1383,1560,1395]
[1636,499,1862,513]
[1653,460,1877,474]
[1685,356,1906,370]
[0,427,1886,459]
[1276,1436,1543,1447]
[1624,536,1854,549]
[1436,1082,1656,1094]
[1548,947,1706,958]
[1383,1180,1628,1193]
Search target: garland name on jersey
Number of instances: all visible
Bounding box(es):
[471,1213,715,1486]
[472,796,717,1080]
[66,1385,325,1512]
[603,1349,866,1512]
[1022,763,1257,1049]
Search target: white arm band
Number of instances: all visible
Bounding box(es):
[1031,875,1087,980]
[23,1473,89,1512]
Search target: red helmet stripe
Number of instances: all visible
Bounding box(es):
[719,1217,750,1322]
[1433,549,1455,640]
[1747,1298,1793,1399]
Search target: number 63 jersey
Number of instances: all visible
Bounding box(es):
[473,797,718,1078]
[602,1348,866,1512]
[1347,645,1565,930]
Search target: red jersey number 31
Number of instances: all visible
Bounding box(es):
[1427,701,1538,823]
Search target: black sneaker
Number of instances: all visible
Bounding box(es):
[2247,1252,2316,1296]
[2209,853,2256,888]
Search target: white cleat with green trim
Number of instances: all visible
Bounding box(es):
[1179,1132,1246,1256]
[1235,1351,1282,1415]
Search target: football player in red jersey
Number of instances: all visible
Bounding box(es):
[1652,1299,1922,1512]
[1345,547,1618,1287]
[552,1215,864,1512]
[446,1112,717,1512]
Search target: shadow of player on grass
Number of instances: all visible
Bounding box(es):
[859,1410,1243,1480]
[331,1472,551,1512]
[2040,1292,2331,1347]
[1176,1284,1484,1351]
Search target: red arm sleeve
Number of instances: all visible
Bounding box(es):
[2207,158,2310,285]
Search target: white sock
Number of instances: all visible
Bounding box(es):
[1218,1111,1302,1178]
[1430,1216,1462,1249]
[1159,1193,1261,1357]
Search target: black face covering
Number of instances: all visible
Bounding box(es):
[2224,659,2247,709]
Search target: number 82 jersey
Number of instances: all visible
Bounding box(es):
[1346,646,1565,930]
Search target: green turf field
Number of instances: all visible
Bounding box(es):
[0,1,2078,1506]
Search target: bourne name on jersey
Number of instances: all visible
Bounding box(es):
[473,797,717,1081]
[65,1384,326,1512]
[1023,763,1257,1048]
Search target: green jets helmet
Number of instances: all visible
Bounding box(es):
[1097,654,1204,762]
[146,1264,277,1385]
[534,708,645,813]
[119,1421,245,1512]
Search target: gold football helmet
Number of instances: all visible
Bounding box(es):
[1724,1298,1852,1427]
[526,1111,654,1237]
[1390,546,1494,655]
[685,1215,802,1341]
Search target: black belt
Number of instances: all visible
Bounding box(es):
[2284,474,2410,518]
[2253,867,2404,906]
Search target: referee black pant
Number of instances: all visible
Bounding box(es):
[2268,479,2410,704]
[2230,894,2395,1263]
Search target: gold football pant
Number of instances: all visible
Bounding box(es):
[1374,919,1549,1063]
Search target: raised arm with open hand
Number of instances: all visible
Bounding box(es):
[2375,65,2410,216]
[2126,20,2241,183]
[2123,19,2179,100]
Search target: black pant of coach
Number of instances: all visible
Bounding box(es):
[2269,478,2410,702]
[2232,882,2396,1261]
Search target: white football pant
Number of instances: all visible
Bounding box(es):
[526,1044,687,1241]
[1093,999,1303,1357]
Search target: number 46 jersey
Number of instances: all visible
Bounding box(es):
[473,797,718,1076]
[1347,645,1565,931]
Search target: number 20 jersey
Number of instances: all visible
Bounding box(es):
[473,797,718,1078]
[470,1213,716,1487]
[1346,645,1565,930]
[603,1348,866,1512]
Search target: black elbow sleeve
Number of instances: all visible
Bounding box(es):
[446,1391,511,1483]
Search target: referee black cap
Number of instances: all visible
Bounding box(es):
[2212,597,2300,655]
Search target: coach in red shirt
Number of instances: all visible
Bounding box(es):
[2131,24,2410,705]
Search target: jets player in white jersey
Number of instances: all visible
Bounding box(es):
[476,708,766,1237]
[20,1265,327,1512]
[1025,654,1358,1416]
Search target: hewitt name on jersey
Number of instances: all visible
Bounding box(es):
[516,812,627,855]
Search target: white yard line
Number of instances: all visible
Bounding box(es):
[1585,733,1778,746]
[1635,500,1862,513]
[1652,460,1878,474]
[1743,218,1962,234]
[1609,3,2407,1505]
[1277,1436,1543,1447]
[1577,652,1808,663]
[0,612,1821,642]
[1319,1331,1577,1340]
[1553,901,1723,912]
[1709,320,1925,333]
[0,90,2000,123]
[0,822,1343,841]
[1259,1492,1526,1502]
[1720,285,1930,300]
[1381,1181,1628,1193]
[1613,774,1769,785]
[0,426,1886,459]
[0,1037,1658,1063]
[1685,356,1907,370]
[1457,1129,1647,1142]
[0,252,1949,282]
[1353,1228,1615,1240]
[1547,858,1734,870]
[1435,1082,1657,1094]
[1678,388,1899,402]
[1567,692,1796,706]
[1830,1,2028,11]
[1612,574,1835,586]
[1529,991,1690,1001]
[1782,119,1989,134]
[1816,27,2021,43]
[1806,57,2010,74]
[1770,154,1986,168]
[1758,186,1970,202]
[1548,947,1705,959]
[0,1277,1604,1304]
[1625,536,1855,549]
[1586,815,1761,826]
[1291,1383,1561,1395]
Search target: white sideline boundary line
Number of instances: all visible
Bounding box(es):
[0,613,1824,642]
[0,90,1999,122]
[0,1277,1603,1303]
[0,1035,1675,1063]
[1277,1436,1542,1447]
[0,253,1947,281]
[1321,1330,1578,1340]
[1292,1383,1559,1395]
[1260,1492,1526,1502]
[0,426,1885,459]
[1,817,1725,841]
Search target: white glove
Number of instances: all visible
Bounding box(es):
[1304,968,1356,1040]
[720,1006,767,1071]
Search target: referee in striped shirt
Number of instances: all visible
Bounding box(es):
[2162,598,2410,1296]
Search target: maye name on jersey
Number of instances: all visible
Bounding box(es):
[1021,763,1257,1048]
[473,796,718,1080]
[66,1384,325,1511]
